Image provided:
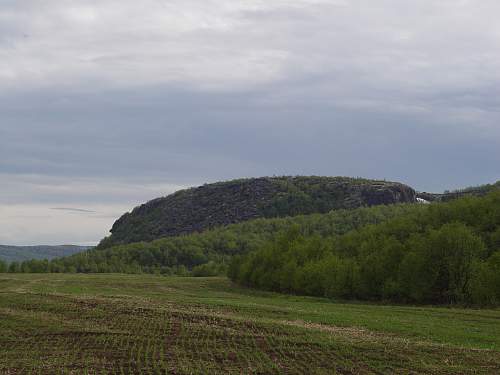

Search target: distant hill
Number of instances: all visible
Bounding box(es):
[417,180,500,202]
[99,176,417,248]
[0,245,90,263]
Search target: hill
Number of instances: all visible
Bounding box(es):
[0,245,90,263]
[11,203,422,274]
[99,176,417,248]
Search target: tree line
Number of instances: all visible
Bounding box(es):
[228,191,500,306]
[0,204,421,275]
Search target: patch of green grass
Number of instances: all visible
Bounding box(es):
[0,274,499,374]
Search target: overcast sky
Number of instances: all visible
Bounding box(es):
[1,0,499,245]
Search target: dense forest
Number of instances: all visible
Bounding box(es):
[2,204,422,276]
[228,191,500,305]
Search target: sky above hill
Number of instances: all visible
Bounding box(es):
[1,0,499,245]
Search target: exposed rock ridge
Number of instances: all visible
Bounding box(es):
[99,176,416,248]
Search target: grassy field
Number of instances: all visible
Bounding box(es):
[0,274,499,374]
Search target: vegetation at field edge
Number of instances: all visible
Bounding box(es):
[229,191,500,306]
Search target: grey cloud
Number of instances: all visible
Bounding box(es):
[0,174,185,206]
[1,85,498,190]
[1,0,499,244]
[51,207,96,213]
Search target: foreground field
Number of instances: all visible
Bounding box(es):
[0,274,499,374]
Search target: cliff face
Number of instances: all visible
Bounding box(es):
[99,176,416,248]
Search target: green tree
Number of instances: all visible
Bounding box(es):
[426,223,485,303]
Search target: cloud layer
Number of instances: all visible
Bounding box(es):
[1,0,499,244]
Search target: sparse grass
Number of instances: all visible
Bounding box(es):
[0,274,499,374]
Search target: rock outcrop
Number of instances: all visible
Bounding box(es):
[99,176,416,248]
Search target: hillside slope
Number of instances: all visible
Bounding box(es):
[100,176,416,248]
[229,191,500,305]
[51,203,422,274]
[0,245,89,263]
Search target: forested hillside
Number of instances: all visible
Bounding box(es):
[229,191,500,305]
[4,204,422,275]
[99,176,417,248]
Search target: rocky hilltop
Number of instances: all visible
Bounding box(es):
[99,176,416,248]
